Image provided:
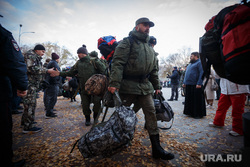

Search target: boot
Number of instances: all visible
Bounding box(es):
[167,98,173,101]
[85,115,91,126]
[150,134,175,160]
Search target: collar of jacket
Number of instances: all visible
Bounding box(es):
[29,49,42,60]
[130,30,149,43]
[79,55,90,62]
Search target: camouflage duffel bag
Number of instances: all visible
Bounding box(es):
[76,91,137,158]
[85,74,108,97]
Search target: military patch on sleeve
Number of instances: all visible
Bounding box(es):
[12,39,20,51]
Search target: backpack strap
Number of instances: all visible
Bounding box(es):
[90,57,98,69]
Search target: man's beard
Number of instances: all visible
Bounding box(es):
[190,59,196,63]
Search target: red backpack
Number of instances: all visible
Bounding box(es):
[200,1,250,85]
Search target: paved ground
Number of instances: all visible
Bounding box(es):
[12,87,250,166]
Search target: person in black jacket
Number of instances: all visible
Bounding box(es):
[43,53,61,118]
[168,66,180,101]
[0,24,28,167]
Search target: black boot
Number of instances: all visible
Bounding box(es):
[167,98,173,101]
[85,115,91,126]
[150,134,175,160]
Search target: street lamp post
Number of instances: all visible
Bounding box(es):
[18,24,35,46]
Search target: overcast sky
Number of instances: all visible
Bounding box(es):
[0,0,240,58]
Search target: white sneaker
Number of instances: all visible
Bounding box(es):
[229,131,242,137]
[209,122,223,128]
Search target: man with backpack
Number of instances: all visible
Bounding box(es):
[108,17,174,160]
[50,45,106,126]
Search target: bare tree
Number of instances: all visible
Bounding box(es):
[41,42,77,67]
[159,46,191,79]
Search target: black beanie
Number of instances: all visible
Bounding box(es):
[77,44,88,54]
[149,36,157,45]
[51,52,60,60]
[34,44,45,51]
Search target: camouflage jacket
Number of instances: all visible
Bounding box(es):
[60,55,106,92]
[109,30,160,95]
[24,49,47,88]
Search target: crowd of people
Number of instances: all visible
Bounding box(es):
[1,16,249,166]
[165,52,250,137]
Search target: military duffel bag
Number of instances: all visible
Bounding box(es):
[72,91,137,158]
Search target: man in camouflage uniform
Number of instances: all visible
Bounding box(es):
[108,18,174,160]
[50,45,106,126]
[21,44,54,133]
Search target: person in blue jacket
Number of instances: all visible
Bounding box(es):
[0,23,28,167]
[183,52,206,118]
[44,53,61,118]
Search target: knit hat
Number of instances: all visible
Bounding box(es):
[149,36,157,45]
[89,51,98,57]
[173,66,177,70]
[77,44,88,54]
[51,52,60,60]
[34,44,45,51]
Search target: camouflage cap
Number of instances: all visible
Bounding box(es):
[135,17,154,27]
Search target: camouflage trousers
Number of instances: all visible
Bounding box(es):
[21,85,37,130]
[120,93,159,135]
[80,92,102,116]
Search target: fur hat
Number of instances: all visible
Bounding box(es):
[51,53,60,60]
[77,44,88,54]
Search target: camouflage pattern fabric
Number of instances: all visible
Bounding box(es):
[22,49,47,130]
[24,49,47,88]
[78,104,137,158]
[21,85,37,130]
[85,74,108,97]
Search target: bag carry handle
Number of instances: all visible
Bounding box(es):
[113,90,122,107]
[158,118,174,130]
[92,90,122,128]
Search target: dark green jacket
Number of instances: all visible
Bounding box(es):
[60,55,106,92]
[109,30,160,95]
